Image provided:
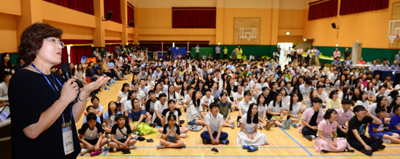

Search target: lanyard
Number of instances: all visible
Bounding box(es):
[31,63,72,123]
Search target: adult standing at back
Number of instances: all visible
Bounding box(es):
[343,48,351,60]
[395,50,400,62]
[223,46,228,59]
[9,23,109,158]
[231,48,237,62]
[215,44,221,60]
[195,44,200,60]
[297,46,303,64]
[333,48,341,59]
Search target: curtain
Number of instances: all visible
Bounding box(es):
[308,0,338,20]
[127,2,134,27]
[61,47,68,64]
[138,41,209,52]
[44,0,94,15]
[340,0,389,15]
[69,46,92,64]
[172,7,216,28]
[104,0,122,23]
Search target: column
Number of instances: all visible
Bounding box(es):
[93,0,105,47]
[120,0,128,45]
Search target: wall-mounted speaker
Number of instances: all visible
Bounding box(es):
[128,21,134,27]
[331,22,338,29]
[103,11,113,21]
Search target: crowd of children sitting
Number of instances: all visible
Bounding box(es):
[74,45,400,157]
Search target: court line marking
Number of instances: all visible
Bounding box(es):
[103,149,108,156]
[89,154,400,157]
[278,127,313,156]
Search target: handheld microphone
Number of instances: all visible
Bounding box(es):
[61,63,72,81]
[61,63,82,103]
[61,63,83,88]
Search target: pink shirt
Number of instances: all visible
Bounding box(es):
[317,119,337,139]
[336,108,353,126]
[333,51,341,58]
[299,108,325,133]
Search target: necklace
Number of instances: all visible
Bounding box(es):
[47,74,59,91]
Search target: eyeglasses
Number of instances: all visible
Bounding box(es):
[44,38,64,48]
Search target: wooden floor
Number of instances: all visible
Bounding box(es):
[76,73,400,159]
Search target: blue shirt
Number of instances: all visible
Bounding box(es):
[368,116,385,135]
[389,114,400,129]
[94,65,102,75]
[316,50,320,57]
[128,108,147,121]
[215,47,221,54]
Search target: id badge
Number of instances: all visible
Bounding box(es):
[62,121,74,155]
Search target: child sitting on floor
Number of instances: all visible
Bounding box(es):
[368,107,400,144]
[201,102,229,145]
[159,99,189,136]
[83,106,102,125]
[157,114,186,149]
[299,98,325,141]
[314,109,351,154]
[389,106,400,134]
[237,103,269,147]
[78,113,109,156]
[104,101,124,134]
[108,114,137,152]
[346,105,384,156]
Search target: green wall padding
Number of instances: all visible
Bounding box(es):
[315,46,398,63]
[189,45,277,59]
[0,53,19,66]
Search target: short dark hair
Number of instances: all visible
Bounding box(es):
[375,107,386,114]
[353,105,366,114]
[2,71,12,79]
[312,97,323,104]
[323,109,337,119]
[86,105,95,112]
[115,114,125,121]
[18,22,63,64]
[91,96,99,103]
[168,99,176,104]
[209,102,220,110]
[341,99,352,105]
[159,93,167,98]
[148,90,155,95]
[86,113,97,121]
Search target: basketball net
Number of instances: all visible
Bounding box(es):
[246,35,251,41]
[389,35,398,43]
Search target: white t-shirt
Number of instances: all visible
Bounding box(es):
[186,101,203,122]
[183,94,191,103]
[118,91,129,99]
[318,91,328,102]
[139,86,149,97]
[289,102,302,116]
[136,90,146,103]
[355,100,370,109]
[154,101,168,113]
[255,83,269,92]
[204,112,224,133]
[239,100,255,116]
[167,92,181,101]
[240,114,257,134]
[201,95,215,108]
[268,101,284,113]
[234,92,244,103]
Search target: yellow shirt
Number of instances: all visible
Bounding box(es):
[326,98,342,109]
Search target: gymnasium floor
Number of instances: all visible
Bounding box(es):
[76,71,400,159]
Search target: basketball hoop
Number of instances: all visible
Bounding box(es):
[246,35,251,41]
[389,35,398,43]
